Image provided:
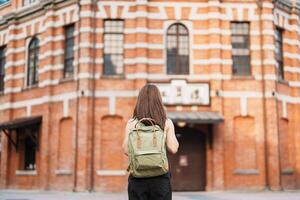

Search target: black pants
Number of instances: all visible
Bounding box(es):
[128,173,172,200]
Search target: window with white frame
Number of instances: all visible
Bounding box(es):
[275,27,284,81]
[103,20,124,76]
[63,24,75,78]
[166,23,189,75]
[231,22,251,76]
[27,37,39,87]
[0,45,6,92]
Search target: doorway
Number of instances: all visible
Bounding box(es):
[168,125,207,191]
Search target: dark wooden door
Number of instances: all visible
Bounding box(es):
[168,126,206,191]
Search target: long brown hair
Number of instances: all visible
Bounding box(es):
[133,84,167,130]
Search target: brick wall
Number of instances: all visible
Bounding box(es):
[0,0,299,192]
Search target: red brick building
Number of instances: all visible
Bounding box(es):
[0,0,300,192]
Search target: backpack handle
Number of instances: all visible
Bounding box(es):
[134,118,156,129]
[135,118,158,149]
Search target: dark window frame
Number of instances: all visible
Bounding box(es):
[166,23,189,75]
[275,27,284,81]
[0,45,6,92]
[103,19,124,76]
[231,21,251,76]
[27,37,39,87]
[17,125,39,171]
[63,23,75,79]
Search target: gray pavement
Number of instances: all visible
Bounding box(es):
[1,190,300,200]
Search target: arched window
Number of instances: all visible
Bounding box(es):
[27,37,39,86]
[166,23,189,74]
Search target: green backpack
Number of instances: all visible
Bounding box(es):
[127,118,169,178]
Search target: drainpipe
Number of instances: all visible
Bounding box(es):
[89,0,97,192]
[73,0,82,192]
[257,0,270,190]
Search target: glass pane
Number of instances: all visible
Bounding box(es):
[64,59,74,78]
[167,25,177,34]
[232,55,250,75]
[66,25,75,38]
[179,55,189,74]
[104,33,123,54]
[167,35,177,49]
[104,20,123,33]
[231,22,249,35]
[103,54,123,75]
[167,54,177,74]
[178,24,188,34]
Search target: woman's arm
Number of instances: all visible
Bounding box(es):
[165,119,179,154]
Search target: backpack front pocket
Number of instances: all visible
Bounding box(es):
[134,150,163,170]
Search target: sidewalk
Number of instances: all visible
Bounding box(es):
[1,190,300,200]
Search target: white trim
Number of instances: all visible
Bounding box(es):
[55,169,72,175]
[124,43,164,50]
[193,59,232,65]
[219,91,263,98]
[76,72,101,79]
[39,49,64,60]
[5,60,26,69]
[285,66,300,74]
[38,64,64,74]
[4,73,25,81]
[193,29,231,35]
[63,99,69,117]
[124,28,163,34]
[2,89,300,112]
[109,96,116,115]
[26,105,31,117]
[284,52,300,60]
[38,79,60,88]
[16,170,37,176]
[240,97,248,116]
[4,87,22,94]
[74,58,103,65]
[282,100,288,119]
[94,90,139,98]
[96,170,127,176]
[124,58,163,65]
[289,81,300,87]
[193,44,231,50]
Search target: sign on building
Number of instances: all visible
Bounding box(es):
[155,80,210,105]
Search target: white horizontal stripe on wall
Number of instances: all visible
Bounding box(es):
[124,28,164,34]
[96,170,127,176]
[285,66,300,74]
[4,73,25,81]
[1,89,300,112]
[193,44,231,50]
[124,43,164,50]
[193,59,232,65]
[38,64,64,74]
[193,29,231,35]
[5,60,26,69]
[4,87,22,94]
[124,58,164,65]
[284,52,300,60]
